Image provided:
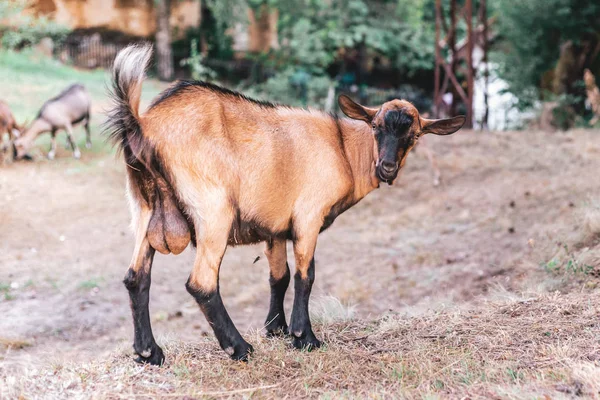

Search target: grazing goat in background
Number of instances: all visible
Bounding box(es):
[107,44,465,365]
[14,84,92,160]
[0,100,22,163]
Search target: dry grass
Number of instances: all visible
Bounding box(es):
[2,290,599,399]
[2,58,600,398]
[581,198,600,244]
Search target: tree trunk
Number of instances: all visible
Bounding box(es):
[465,0,474,129]
[155,0,173,81]
[448,0,457,116]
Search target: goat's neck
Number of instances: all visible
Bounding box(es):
[22,118,51,144]
[339,118,380,203]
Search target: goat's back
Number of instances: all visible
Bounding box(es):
[39,84,91,125]
[140,84,354,233]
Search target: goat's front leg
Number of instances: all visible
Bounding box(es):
[185,207,253,361]
[123,207,164,365]
[64,123,81,159]
[47,130,57,160]
[264,238,290,336]
[290,227,321,350]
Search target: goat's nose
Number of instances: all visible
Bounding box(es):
[381,161,398,173]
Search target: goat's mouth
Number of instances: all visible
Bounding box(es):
[376,163,399,185]
[15,148,31,161]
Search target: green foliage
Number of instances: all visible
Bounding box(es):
[204,0,248,51]
[242,67,334,108]
[276,0,435,75]
[551,93,578,131]
[180,39,217,81]
[207,0,436,77]
[542,245,594,276]
[0,282,12,301]
[0,0,70,49]
[493,0,600,108]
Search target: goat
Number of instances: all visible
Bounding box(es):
[14,84,92,160]
[0,100,22,163]
[584,69,600,126]
[107,44,465,365]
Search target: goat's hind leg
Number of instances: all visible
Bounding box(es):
[123,207,164,366]
[64,122,81,159]
[264,238,290,336]
[84,113,92,149]
[186,204,253,361]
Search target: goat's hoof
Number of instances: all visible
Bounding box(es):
[292,332,321,351]
[226,341,254,362]
[47,152,55,160]
[73,150,81,159]
[265,318,289,337]
[85,142,92,149]
[266,325,289,337]
[134,346,165,366]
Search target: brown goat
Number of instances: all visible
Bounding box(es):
[14,84,92,160]
[0,100,22,162]
[584,69,600,125]
[107,45,465,365]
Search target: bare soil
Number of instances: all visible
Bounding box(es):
[1,128,599,399]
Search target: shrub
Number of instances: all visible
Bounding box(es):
[180,39,217,81]
[243,67,334,109]
[0,0,70,49]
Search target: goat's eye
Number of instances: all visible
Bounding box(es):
[371,123,377,129]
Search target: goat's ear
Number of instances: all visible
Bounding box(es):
[420,116,466,136]
[338,94,378,123]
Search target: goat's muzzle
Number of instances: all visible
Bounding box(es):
[376,160,399,185]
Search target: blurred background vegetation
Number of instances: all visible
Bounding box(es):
[0,0,599,130]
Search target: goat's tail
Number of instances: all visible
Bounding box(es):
[106,43,153,163]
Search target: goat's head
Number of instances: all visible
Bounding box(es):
[338,95,465,184]
[14,132,32,160]
[14,119,47,159]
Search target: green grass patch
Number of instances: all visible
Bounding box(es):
[78,278,102,290]
[542,245,594,276]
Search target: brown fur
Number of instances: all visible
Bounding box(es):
[0,100,22,162]
[108,45,465,361]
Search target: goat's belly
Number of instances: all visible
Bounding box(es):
[227,218,292,246]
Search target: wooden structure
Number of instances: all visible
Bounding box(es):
[433,0,489,129]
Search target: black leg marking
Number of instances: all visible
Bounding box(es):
[185,280,254,361]
[289,258,321,350]
[123,248,165,366]
[66,132,76,151]
[265,262,290,336]
[84,114,92,149]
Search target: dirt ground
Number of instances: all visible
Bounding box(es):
[1,127,599,398]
